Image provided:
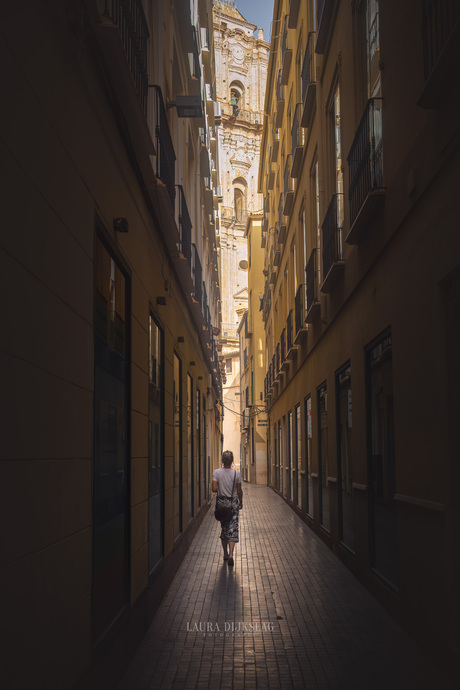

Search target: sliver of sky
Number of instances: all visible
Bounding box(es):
[236,0,275,42]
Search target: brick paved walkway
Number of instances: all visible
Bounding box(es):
[119,485,454,689]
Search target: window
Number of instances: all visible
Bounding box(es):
[93,233,129,643]
[366,329,398,588]
[173,353,182,537]
[317,381,330,530]
[187,373,194,521]
[336,363,355,551]
[361,0,380,98]
[295,404,301,507]
[330,83,343,219]
[305,395,313,516]
[196,388,201,507]
[288,410,293,502]
[226,358,232,374]
[234,188,244,221]
[149,313,164,573]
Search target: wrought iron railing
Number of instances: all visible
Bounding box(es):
[101,0,149,114]
[317,0,325,26]
[291,103,304,159]
[286,311,293,352]
[192,244,202,307]
[177,186,192,267]
[280,329,286,363]
[276,344,280,375]
[220,103,263,123]
[154,86,176,206]
[301,32,316,104]
[347,98,383,227]
[421,0,460,80]
[278,194,284,229]
[294,284,305,334]
[282,14,289,57]
[306,248,319,313]
[277,69,284,103]
[284,155,293,198]
[322,194,344,280]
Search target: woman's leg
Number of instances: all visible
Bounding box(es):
[222,539,229,558]
[228,541,235,557]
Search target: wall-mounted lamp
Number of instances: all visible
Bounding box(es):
[167,95,203,118]
[113,217,128,233]
[156,296,167,306]
[177,336,185,343]
[190,361,196,366]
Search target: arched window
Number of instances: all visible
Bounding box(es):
[230,80,244,116]
[234,189,244,221]
[233,176,247,222]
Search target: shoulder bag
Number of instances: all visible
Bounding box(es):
[214,470,237,522]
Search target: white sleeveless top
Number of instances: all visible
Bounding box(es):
[212,468,241,498]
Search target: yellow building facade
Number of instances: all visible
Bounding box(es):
[1,0,223,686]
[238,214,268,484]
[259,0,460,673]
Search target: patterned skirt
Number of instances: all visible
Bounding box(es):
[218,496,239,542]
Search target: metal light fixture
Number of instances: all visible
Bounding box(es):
[167,95,203,118]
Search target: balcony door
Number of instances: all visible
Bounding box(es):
[93,234,130,646]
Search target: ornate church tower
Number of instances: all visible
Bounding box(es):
[213,1,269,462]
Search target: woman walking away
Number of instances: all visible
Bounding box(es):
[212,450,243,566]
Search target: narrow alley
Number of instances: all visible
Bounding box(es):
[119,485,454,690]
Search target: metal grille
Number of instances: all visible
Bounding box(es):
[154,86,176,206]
[347,98,383,226]
[177,186,192,268]
[322,194,344,280]
[102,0,149,113]
[421,0,460,79]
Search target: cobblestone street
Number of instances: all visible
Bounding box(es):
[119,485,454,690]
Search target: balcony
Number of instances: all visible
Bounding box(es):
[205,83,214,120]
[189,26,201,82]
[305,248,321,322]
[191,244,203,306]
[291,103,305,178]
[286,310,297,358]
[276,343,281,376]
[347,98,384,244]
[301,32,317,128]
[267,166,275,190]
[176,185,192,267]
[288,0,301,29]
[278,195,287,244]
[280,328,289,370]
[321,194,345,293]
[316,0,336,54]
[276,70,285,128]
[94,0,154,167]
[271,128,280,162]
[283,156,295,216]
[201,26,211,79]
[263,195,270,232]
[154,86,176,206]
[294,284,308,343]
[203,176,213,215]
[418,0,460,108]
[281,15,292,85]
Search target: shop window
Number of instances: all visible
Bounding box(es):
[366,329,398,589]
[149,313,164,573]
[317,381,330,530]
[336,362,355,551]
